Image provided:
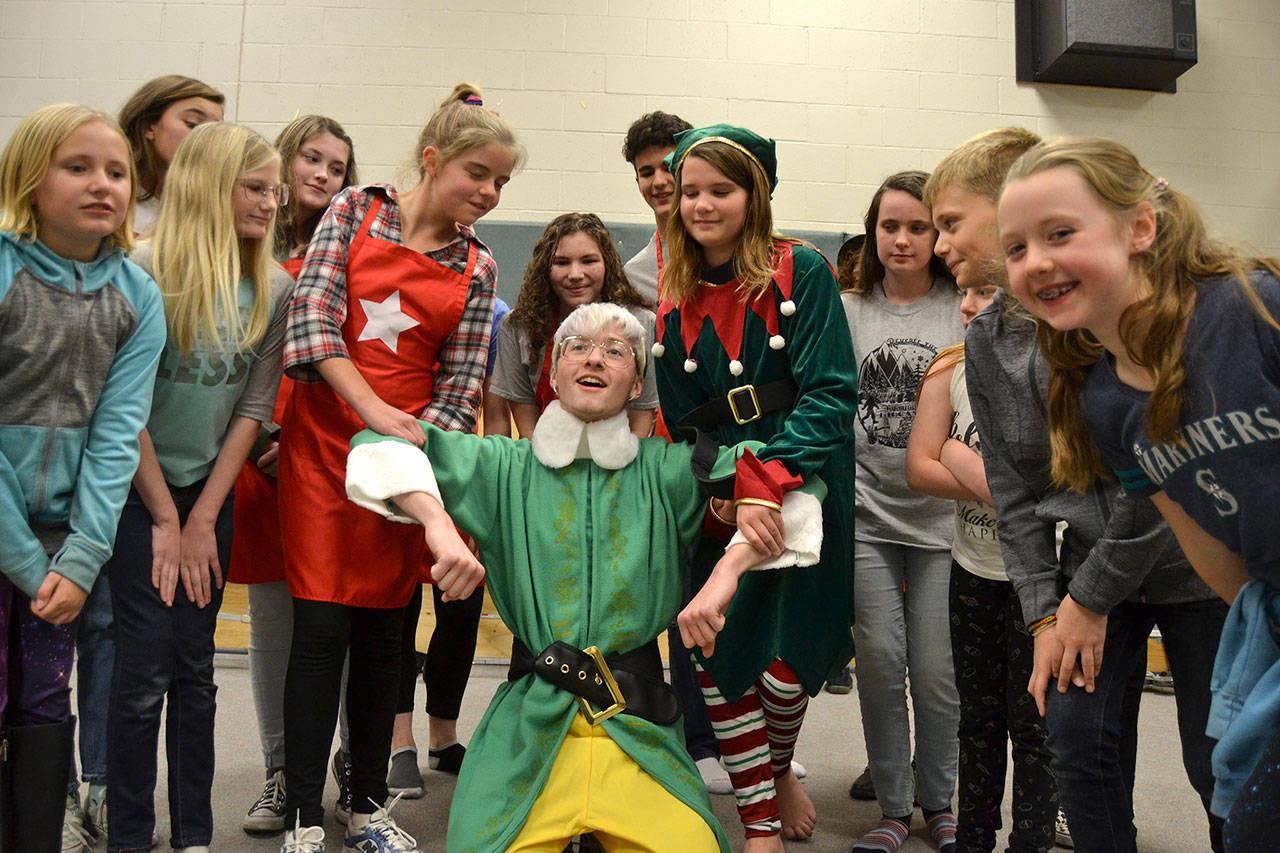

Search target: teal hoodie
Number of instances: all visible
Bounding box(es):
[0,231,164,597]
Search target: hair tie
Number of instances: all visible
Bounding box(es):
[464,95,483,106]
[1152,177,1168,192]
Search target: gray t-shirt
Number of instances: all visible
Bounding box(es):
[489,303,659,411]
[842,279,964,549]
[622,231,660,309]
[132,244,295,486]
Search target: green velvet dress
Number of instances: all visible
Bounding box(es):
[654,242,858,700]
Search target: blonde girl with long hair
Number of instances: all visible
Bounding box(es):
[104,121,294,853]
[277,83,521,852]
[226,114,357,835]
[118,75,224,235]
[0,103,165,852]
[653,124,858,852]
[998,136,1280,850]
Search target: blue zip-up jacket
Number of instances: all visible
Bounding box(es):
[0,230,165,598]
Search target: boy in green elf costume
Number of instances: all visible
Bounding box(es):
[345,302,824,852]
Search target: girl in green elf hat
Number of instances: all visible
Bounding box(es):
[653,123,859,850]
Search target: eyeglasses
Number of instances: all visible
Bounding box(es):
[557,336,636,368]
[239,180,289,206]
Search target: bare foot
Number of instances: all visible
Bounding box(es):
[743,834,785,853]
[775,767,816,840]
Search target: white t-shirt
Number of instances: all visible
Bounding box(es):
[949,358,1006,580]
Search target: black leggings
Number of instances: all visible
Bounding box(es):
[283,598,402,827]
[397,583,483,719]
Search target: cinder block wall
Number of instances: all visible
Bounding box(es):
[2,0,1276,256]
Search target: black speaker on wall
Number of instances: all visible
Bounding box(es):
[1015,0,1197,92]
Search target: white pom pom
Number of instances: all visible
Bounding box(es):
[651,342,665,358]
[769,334,785,350]
[729,359,744,376]
[780,299,796,316]
[683,358,698,373]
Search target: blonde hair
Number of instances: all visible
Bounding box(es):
[1004,136,1280,491]
[118,75,225,201]
[273,115,358,259]
[915,342,966,405]
[412,83,524,179]
[662,141,786,305]
[150,122,277,355]
[923,127,1041,206]
[0,104,134,252]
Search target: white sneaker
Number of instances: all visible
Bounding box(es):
[282,824,326,853]
[343,794,421,852]
[696,757,732,795]
[61,795,94,853]
[1055,809,1074,848]
[244,769,287,833]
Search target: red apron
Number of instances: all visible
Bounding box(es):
[277,195,474,608]
[227,256,306,585]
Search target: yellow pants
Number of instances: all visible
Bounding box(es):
[507,713,721,852]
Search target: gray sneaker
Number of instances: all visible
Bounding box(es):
[1055,809,1074,848]
[244,769,288,833]
[62,795,94,853]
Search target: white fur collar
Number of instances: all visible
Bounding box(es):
[530,401,638,470]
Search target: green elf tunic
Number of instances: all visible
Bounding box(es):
[346,402,825,853]
[654,241,857,701]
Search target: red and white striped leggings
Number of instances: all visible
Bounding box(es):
[696,658,809,838]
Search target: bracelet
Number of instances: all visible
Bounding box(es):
[1028,614,1058,637]
[733,497,783,512]
[707,498,734,526]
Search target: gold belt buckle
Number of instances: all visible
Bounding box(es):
[576,645,626,725]
[727,384,761,425]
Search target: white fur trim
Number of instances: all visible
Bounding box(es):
[729,490,824,569]
[346,441,441,524]
[780,299,796,316]
[768,334,785,350]
[531,401,638,470]
[729,359,744,376]
[684,358,698,373]
[651,342,665,358]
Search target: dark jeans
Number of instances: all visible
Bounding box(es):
[1224,724,1280,851]
[70,569,113,792]
[397,582,483,719]
[950,566,1056,853]
[1045,597,1228,853]
[284,597,402,828]
[106,483,230,853]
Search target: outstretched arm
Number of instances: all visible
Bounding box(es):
[388,490,485,602]
[678,543,768,657]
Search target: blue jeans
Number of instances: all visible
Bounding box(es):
[1045,597,1227,853]
[69,570,113,793]
[106,483,229,853]
[853,541,959,815]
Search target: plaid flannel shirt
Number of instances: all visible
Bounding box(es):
[284,183,496,433]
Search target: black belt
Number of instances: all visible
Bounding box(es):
[508,638,681,726]
[675,379,798,500]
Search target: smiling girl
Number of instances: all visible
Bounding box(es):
[654,124,858,852]
[998,136,1280,850]
[277,83,520,852]
[118,75,224,236]
[0,104,165,852]
[842,171,962,853]
[106,121,294,853]
[494,212,657,438]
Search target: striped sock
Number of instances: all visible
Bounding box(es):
[695,664,780,837]
[924,807,957,853]
[853,815,911,853]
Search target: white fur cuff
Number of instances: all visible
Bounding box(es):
[346,441,441,525]
[729,490,824,569]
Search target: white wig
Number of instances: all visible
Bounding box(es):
[552,302,647,374]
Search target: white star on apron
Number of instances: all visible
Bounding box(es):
[357,290,420,353]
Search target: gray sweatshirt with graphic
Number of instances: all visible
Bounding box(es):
[964,296,1215,626]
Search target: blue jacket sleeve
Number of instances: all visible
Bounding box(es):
[51,267,165,592]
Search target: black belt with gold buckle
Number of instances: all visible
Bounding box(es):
[675,378,798,499]
[507,638,681,726]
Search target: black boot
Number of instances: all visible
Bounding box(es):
[0,728,11,851]
[5,717,74,853]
